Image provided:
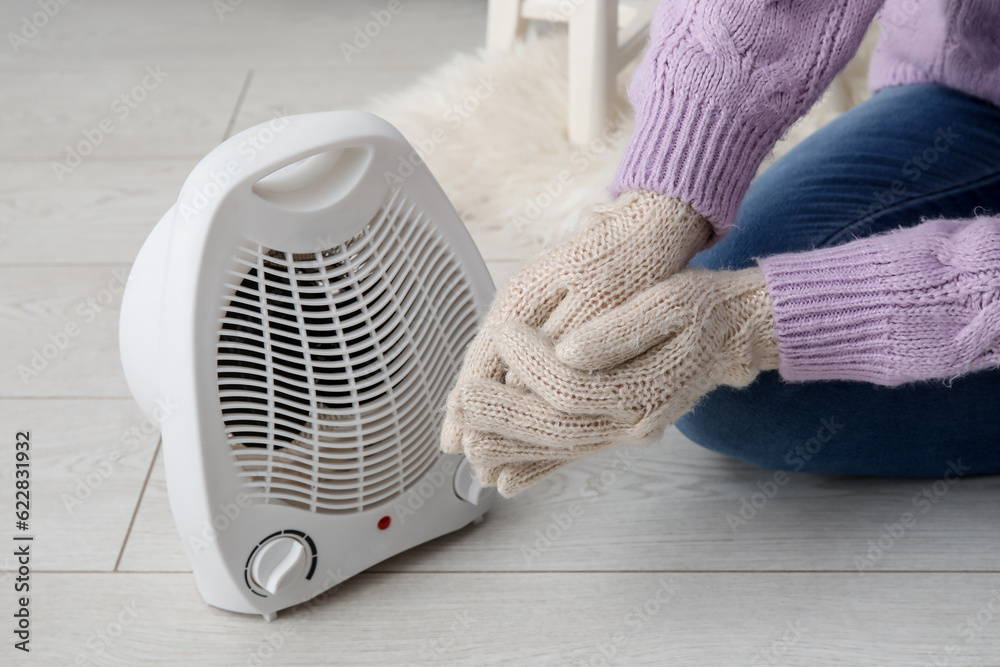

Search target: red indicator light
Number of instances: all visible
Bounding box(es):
[377,516,391,530]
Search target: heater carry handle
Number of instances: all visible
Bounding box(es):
[186,110,408,252]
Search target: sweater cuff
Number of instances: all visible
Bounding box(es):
[611,92,782,238]
[758,218,1000,385]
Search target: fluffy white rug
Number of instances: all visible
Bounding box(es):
[370,25,880,248]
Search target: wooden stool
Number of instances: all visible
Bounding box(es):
[487,0,656,144]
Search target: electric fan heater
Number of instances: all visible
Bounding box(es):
[119,111,496,620]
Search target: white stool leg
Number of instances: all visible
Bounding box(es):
[487,0,528,52]
[567,0,617,144]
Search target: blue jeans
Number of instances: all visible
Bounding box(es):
[676,84,1000,477]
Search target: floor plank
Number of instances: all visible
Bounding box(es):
[0,160,194,265]
[228,67,430,138]
[25,571,1000,666]
[378,430,1000,573]
[115,448,184,572]
[0,265,131,397]
[0,0,487,71]
[0,68,245,160]
[0,399,159,571]
[119,426,1000,574]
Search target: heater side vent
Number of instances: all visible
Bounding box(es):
[217,189,479,513]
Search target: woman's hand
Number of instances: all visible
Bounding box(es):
[440,190,713,466]
[448,266,780,496]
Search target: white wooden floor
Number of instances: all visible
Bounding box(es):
[1,1,999,665]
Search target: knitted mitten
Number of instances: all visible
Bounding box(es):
[440,190,713,457]
[449,267,780,496]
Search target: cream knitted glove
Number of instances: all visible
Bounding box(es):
[449,267,780,496]
[440,190,713,473]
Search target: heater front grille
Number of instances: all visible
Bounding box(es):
[216,190,480,513]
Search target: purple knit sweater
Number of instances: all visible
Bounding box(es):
[614,0,1000,385]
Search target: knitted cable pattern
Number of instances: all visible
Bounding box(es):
[441,190,713,457]
[759,216,1000,385]
[449,267,780,496]
[612,0,883,232]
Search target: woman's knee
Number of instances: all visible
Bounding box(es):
[674,373,819,472]
[691,84,1000,272]
[676,369,1000,478]
[690,129,875,270]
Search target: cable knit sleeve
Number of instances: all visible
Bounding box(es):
[758,217,1000,385]
[613,0,883,235]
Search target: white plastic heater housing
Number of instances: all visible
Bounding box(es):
[119,111,496,620]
